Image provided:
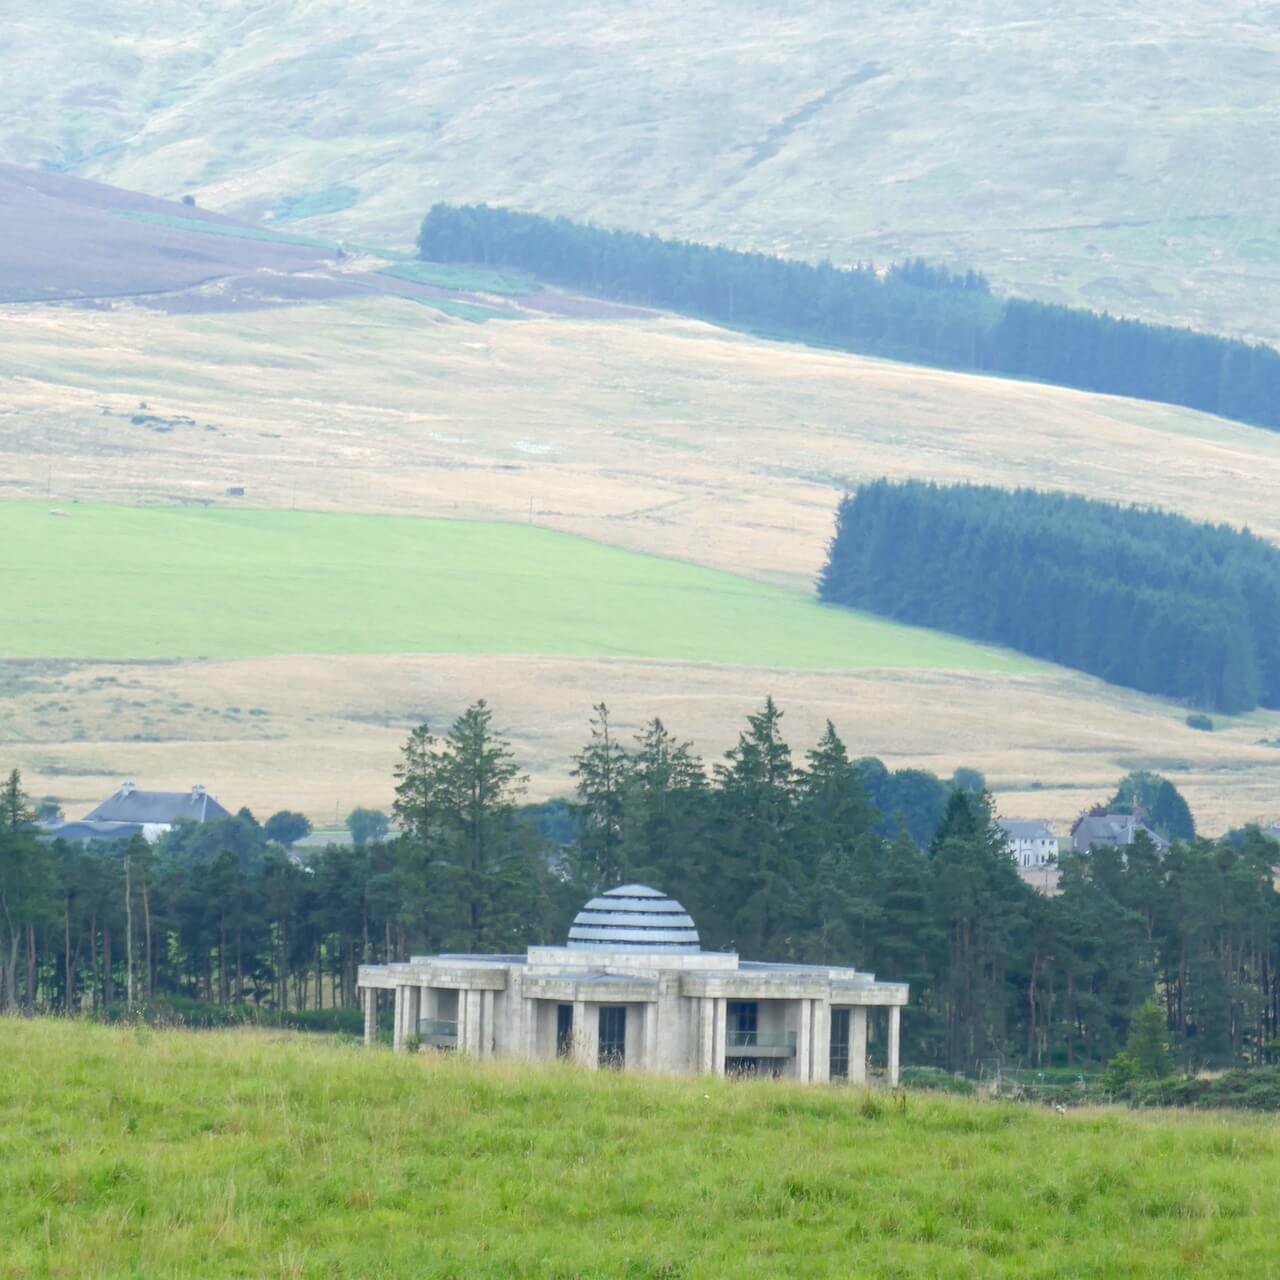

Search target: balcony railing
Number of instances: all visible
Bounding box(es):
[726,1029,797,1056]
[417,1018,459,1041]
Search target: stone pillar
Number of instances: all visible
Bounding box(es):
[643,1000,659,1071]
[573,999,595,1069]
[796,999,813,1082]
[850,1006,868,1084]
[481,989,495,1058]
[392,986,406,1052]
[699,997,715,1075]
[711,997,727,1076]
[811,1000,831,1085]
[362,988,376,1047]
[406,987,421,1050]
[888,1005,901,1087]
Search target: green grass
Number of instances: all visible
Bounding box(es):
[2,503,1029,669]
[108,209,334,250]
[378,260,536,297]
[3,1019,1279,1278]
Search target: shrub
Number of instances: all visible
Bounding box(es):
[1186,713,1215,732]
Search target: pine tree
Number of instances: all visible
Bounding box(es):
[569,703,630,892]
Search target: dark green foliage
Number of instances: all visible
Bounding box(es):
[1127,1002,1174,1078]
[264,810,312,847]
[1109,771,1197,842]
[345,807,390,848]
[417,204,1280,432]
[820,480,1280,712]
[7,710,1280,1084]
[1185,713,1214,732]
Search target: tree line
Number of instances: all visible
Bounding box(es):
[3,701,1278,1074]
[820,480,1280,713]
[416,203,1280,433]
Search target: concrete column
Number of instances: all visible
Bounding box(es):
[481,989,495,1058]
[522,995,536,1060]
[888,1005,901,1087]
[464,989,482,1056]
[811,1000,831,1085]
[797,999,813,1082]
[850,1006,868,1084]
[699,997,715,1074]
[392,986,405,1052]
[362,988,376,1047]
[406,987,421,1050]
[711,998,727,1076]
[643,1001,659,1071]
[573,999,595,1069]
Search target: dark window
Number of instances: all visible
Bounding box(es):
[830,1008,851,1080]
[598,1006,626,1069]
[727,1001,758,1048]
[556,1004,574,1059]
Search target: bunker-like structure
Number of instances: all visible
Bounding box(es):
[357,884,908,1084]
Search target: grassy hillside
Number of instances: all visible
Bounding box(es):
[2,502,1025,671]
[4,2,1278,342]
[3,1020,1278,1278]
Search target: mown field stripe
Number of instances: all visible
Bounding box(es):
[2,502,1030,671]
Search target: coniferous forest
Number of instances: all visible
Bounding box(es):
[820,481,1280,713]
[4,701,1280,1077]
[417,203,1280,432]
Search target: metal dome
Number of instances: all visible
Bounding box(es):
[567,884,700,951]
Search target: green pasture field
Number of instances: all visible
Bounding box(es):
[2,502,1029,670]
[2,1020,1277,1279]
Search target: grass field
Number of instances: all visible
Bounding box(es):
[3,1019,1278,1278]
[2,502,1025,670]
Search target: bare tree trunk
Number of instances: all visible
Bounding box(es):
[103,926,113,1007]
[64,898,74,1012]
[124,854,134,1011]
[26,925,36,1008]
[89,911,97,1009]
[142,881,152,1002]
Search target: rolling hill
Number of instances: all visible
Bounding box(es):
[4,2,1279,342]
[2,166,1279,833]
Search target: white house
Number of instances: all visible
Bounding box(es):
[357,884,909,1085]
[996,819,1058,868]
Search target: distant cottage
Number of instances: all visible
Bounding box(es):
[996,819,1057,868]
[1071,813,1169,855]
[43,782,231,843]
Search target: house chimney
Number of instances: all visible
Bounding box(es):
[120,781,137,797]
[191,784,206,799]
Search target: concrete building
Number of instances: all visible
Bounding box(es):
[357,884,909,1085]
[996,819,1058,869]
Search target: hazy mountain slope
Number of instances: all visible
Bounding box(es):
[4,2,1278,341]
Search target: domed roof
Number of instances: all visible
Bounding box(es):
[567,884,700,951]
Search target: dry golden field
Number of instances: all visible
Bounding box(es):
[4,290,1280,833]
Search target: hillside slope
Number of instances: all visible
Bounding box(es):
[4,2,1278,341]
[4,168,1280,830]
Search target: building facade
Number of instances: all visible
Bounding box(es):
[996,819,1058,868]
[357,884,908,1085]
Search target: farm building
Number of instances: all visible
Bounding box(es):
[42,782,231,843]
[357,884,908,1084]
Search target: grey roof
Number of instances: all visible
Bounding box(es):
[568,884,701,951]
[997,820,1055,840]
[85,783,231,825]
[1074,814,1169,851]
